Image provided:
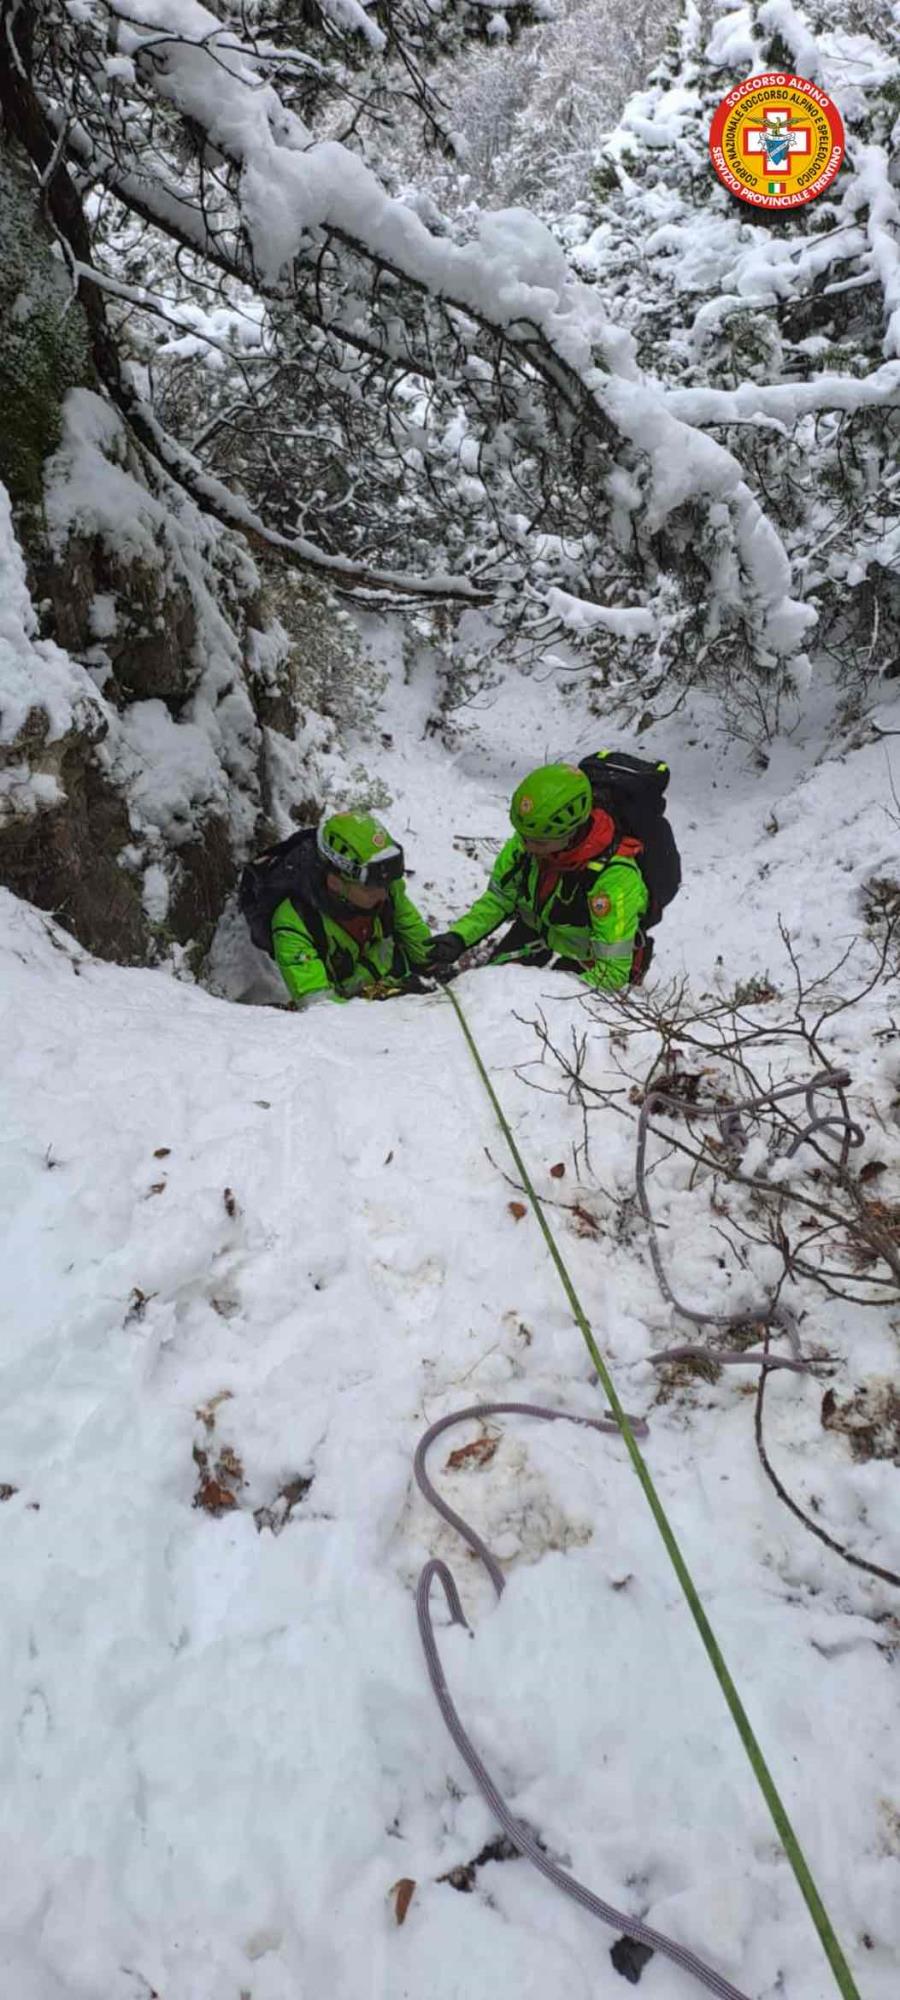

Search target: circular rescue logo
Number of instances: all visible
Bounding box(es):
[709,73,844,210]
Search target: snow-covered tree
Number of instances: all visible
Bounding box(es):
[3,0,898,741]
[387,0,672,213]
[566,0,900,729]
[2,0,837,714]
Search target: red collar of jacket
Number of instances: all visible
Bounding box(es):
[336,909,377,947]
[535,809,641,904]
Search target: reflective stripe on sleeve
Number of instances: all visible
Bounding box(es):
[589,936,635,962]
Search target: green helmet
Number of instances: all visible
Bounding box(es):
[317,810,405,886]
[510,763,592,842]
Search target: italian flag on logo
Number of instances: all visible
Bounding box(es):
[768,180,780,194]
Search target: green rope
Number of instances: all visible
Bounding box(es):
[445,983,863,2000]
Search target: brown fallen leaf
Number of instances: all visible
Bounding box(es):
[571,1202,601,1239]
[507,1200,527,1221]
[549,1161,566,1179]
[858,1196,900,1257]
[391,1878,416,1926]
[446,1434,498,1471]
[145,1182,167,1198]
[0,1483,18,1503]
[154,1146,171,1159]
[193,1477,238,1516]
[224,1187,238,1219]
[858,1160,887,1184]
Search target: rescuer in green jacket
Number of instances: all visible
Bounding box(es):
[425,763,648,991]
[272,811,433,1006]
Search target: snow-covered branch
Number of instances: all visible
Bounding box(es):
[8,0,900,717]
[664,361,900,429]
[34,0,812,661]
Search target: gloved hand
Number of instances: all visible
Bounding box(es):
[395,971,437,996]
[424,931,466,971]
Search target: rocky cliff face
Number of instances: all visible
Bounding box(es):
[0,136,356,972]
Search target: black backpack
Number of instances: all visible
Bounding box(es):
[238,827,329,961]
[578,750,681,927]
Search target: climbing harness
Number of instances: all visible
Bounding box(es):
[416,984,865,2000]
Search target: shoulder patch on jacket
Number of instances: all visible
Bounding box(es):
[590,892,612,917]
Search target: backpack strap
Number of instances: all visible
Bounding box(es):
[278,837,334,970]
[292,895,331,968]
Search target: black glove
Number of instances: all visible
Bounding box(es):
[396,972,437,995]
[425,931,466,970]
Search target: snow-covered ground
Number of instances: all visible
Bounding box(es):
[1,651,899,2000]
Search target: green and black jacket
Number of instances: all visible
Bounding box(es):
[451,830,648,991]
[272,880,432,1005]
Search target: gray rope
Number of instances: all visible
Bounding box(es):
[646,1344,814,1375]
[413,1400,646,1597]
[416,1403,753,2000]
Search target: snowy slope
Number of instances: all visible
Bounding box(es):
[1,662,899,2000]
